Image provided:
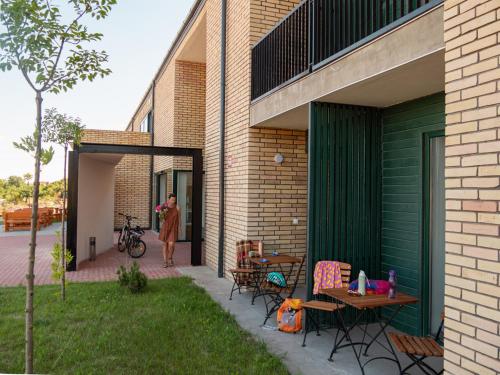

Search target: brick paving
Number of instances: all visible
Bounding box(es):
[0,230,189,287]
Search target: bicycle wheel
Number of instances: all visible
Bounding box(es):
[117,230,127,252]
[128,239,146,258]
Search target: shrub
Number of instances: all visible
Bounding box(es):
[51,231,73,284]
[116,262,148,293]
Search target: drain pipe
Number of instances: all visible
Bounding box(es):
[149,81,156,230]
[218,0,227,278]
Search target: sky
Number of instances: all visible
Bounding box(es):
[0,0,194,182]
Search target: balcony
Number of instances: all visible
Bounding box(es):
[251,0,443,101]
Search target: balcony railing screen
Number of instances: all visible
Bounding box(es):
[251,2,309,101]
[251,0,438,100]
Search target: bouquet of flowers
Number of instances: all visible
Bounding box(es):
[155,202,169,221]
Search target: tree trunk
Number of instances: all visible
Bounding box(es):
[25,91,43,374]
[61,145,67,301]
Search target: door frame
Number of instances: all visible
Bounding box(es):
[67,143,203,270]
[421,130,445,335]
[173,169,192,243]
[154,171,170,232]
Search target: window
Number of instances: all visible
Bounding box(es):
[139,112,151,133]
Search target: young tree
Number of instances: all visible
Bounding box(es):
[14,135,54,205]
[0,1,116,372]
[42,107,84,301]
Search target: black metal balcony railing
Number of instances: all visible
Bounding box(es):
[251,2,309,103]
[251,0,441,101]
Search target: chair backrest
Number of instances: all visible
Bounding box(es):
[287,255,306,297]
[312,261,352,296]
[338,262,352,288]
[235,240,263,268]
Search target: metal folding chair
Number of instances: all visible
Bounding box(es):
[228,240,263,300]
[301,261,352,351]
[388,313,444,375]
[261,255,305,325]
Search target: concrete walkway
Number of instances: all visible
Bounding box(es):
[0,231,188,286]
[179,266,443,375]
[0,222,63,237]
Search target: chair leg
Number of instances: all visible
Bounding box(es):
[400,354,439,375]
[229,280,237,300]
[263,293,283,326]
[302,309,322,347]
[315,310,321,336]
[229,273,241,300]
[301,309,310,347]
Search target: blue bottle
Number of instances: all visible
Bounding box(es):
[388,270,397,299]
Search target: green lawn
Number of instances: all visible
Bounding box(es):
[0,277,289,374]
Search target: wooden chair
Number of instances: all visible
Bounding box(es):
[301,261,352,348]
[261,255,306,326]
[228,240,263,300]
[389,313,444,375]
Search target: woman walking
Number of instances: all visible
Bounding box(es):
[159,193,180,267]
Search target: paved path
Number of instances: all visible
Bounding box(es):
[0,222,62,238]
[0,231,189,287]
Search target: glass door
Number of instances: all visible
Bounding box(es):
[155,173,168,232]
[176,171,192,241]
[424,133,445,336]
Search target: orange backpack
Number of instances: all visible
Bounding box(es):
[277,298,303,333]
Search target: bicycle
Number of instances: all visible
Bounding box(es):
[117,213,147,258]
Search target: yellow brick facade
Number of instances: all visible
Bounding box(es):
[173,60,206,171]
[129,90,153,132]
[99,0,500,370]
[203,0,302,275]
[444,1,500,374]
[81,130,152,230]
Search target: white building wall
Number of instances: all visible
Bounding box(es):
[77,155,117,267]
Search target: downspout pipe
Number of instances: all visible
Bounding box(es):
[149,82,156,230]
[218,0,227,278]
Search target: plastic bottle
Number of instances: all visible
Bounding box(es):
[358,270,367,296]
[388,270,397,299]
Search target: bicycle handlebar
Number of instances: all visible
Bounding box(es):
[118,213,139,220]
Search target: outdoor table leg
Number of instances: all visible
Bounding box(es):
[360,307,404,374]
[251,263,269,305]
[329,307,366,360]
[363,305,402,355]
[332,303,367,374]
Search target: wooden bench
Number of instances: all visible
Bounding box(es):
[3,208,53,232]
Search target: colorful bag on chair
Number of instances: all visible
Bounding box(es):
[277,298,303,333]
[267,272,287,288]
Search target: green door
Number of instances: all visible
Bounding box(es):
[381,93,445,335]
[424,133,445,336]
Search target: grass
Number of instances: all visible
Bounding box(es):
[0,277,289,375]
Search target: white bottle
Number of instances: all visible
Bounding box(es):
[358,270,367,296]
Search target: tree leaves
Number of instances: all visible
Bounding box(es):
[0,0,117,93]
[42,107,85,147]
[13,131,54,165]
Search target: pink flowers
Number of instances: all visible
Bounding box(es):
[155,202,169,220]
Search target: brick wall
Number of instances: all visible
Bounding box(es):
[444,1,500,374]
[205,0,222,271]
[154,62,176,173]
[131,90,153,132]
[247,129,308,281]
[174,60,206,171]
[81,130,152,229]
[249,0,306,279]
[250,0,301,43]
[203,0,302,276]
